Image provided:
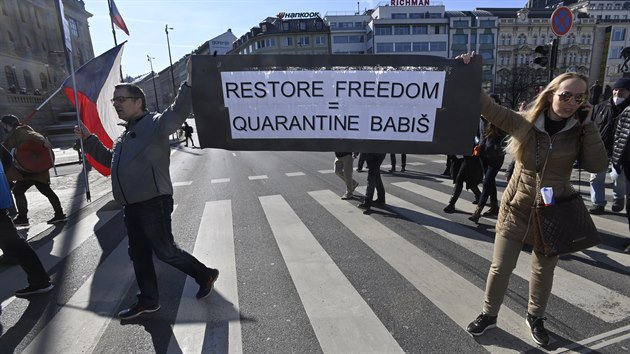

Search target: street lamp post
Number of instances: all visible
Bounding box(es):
[147,55,160,112]
[165,24,176,97]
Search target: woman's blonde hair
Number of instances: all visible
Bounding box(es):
[506,72,589,161]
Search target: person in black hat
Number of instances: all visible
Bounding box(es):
[588,77,630,215]
[1,114,66,226]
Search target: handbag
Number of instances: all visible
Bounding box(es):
[530,134,600,257]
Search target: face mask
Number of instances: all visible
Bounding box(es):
[614,97,626,106]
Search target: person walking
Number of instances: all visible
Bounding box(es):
[460,53,607,346]
[334,152,359,200]
[357,153,386,214]
[355,153,366,172]
[1,114,66,226]
[182,121,195,147]
[443,153,482,213]
[610,83,630,255]
[388,153,406,173]
[469,98,508,222]
[588,77,630,214]
[75,58,219,320]
[0,162,54,296]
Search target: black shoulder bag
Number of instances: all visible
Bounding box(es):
[531,133,601,257]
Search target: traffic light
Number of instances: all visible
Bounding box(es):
[533,45,551,67]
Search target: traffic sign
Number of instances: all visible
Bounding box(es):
[551,6,573,37]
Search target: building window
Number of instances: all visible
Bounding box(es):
[40,72,48,90]
[395,42,412,52]
[299,21,306,31]
[316,21,323,30]
[297,36,310,46]
[429,13,441,19]
[409,13,422,19]
[517,34,526,45]
[479,49,494,60]
[5,65,18,88]
[394,25,410,35]
[375,26,392,36]
[338,22,354,29]
[23,69,33,90]
[412,25,427,35]
[479,20,495,27]
[282,22,289,31]
[471,33,477,45]
[429,42,446,51]
[69,18,79,37]
[479,34,494,44]
[265,38,276,47]
[392,13,407,19]
[453,20,468,28]
[453,34,467,45]
[610,46,623,59]
[412,42,429,52]
[315,36,326,45]
[333,35,364,44]
[612,28,626,41]
[376,42,394,53]
[282,37,293,46]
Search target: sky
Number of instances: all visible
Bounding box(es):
[82,0,528,78]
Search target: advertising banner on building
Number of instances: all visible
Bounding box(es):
[191,54,481,154]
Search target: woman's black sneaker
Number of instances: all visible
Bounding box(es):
[526,313,549,346]
[467,313,497,336]
[15,283,54,297]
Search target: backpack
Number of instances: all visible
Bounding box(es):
[185,126,194,134]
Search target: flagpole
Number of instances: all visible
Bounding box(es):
[58,0,91,202]
[107,0,118,46]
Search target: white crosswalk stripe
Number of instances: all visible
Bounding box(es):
[260,194,404,353]
[2,172,629,353]
[389,181,630,323]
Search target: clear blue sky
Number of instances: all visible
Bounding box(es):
[83,0,527,78]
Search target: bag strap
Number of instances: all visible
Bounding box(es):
[535,135,542,206]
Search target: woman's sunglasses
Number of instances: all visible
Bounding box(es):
[555,91,588,105]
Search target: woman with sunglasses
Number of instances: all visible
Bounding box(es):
[459,53,607,346]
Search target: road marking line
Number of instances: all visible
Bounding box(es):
[310,189,534,353]
[173,181,193,187]
[248,175,268,180]
[317,169,335,174]
[260,195,404,354]
[211,178,230,184]
[391,182,630,323]
[286,172,305,177]
[170,200,243,354]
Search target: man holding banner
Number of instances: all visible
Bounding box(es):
[75,58,219,320]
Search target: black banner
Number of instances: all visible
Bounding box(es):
[191,54,481,154]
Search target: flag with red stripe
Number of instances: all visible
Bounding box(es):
[62,43,126,176]
[109,0,129,36]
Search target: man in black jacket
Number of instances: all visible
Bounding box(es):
[610,79,630,254]
[589,77,630,214]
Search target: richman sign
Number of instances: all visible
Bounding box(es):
[391,0,430,5]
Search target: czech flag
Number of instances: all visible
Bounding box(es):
[62,43,126,176]
[109,0,129,36]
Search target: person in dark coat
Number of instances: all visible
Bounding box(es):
[358,153,386,214]
[443,151,483,213]
[588,77,630,215]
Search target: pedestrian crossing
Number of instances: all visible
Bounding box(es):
[1,172,629,353]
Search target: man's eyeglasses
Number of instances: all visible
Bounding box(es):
[555,91,588,105]
[110,96,138,104]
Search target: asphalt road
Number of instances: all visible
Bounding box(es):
[1,136,629,353]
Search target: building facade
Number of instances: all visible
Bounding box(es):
[0,0,93,133]
[229,13,330,55]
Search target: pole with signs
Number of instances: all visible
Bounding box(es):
[549,6,573,82]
